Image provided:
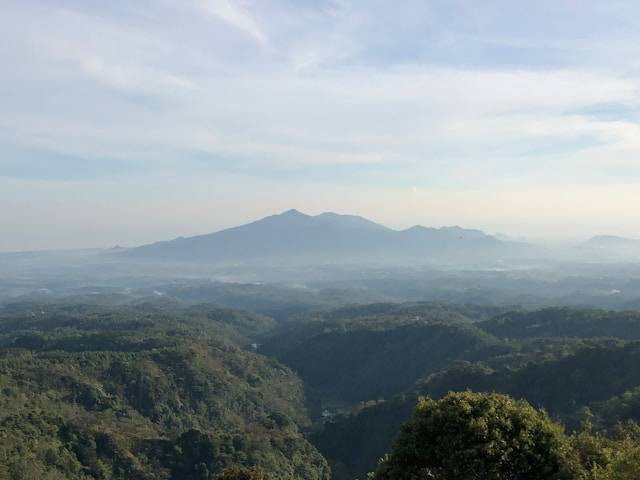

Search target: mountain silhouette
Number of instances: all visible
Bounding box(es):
[127,209,510,264]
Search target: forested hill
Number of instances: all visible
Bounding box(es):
[308,305,640,480]
[320,338,640,479]
[0,303,329,480]
[6,299,640,480]
[479,307,640,339]
[259,303,509,403]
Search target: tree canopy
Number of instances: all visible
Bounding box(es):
[371,392,577,480]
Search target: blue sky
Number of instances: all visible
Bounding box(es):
[2,0,640,250]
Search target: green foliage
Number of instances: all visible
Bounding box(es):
[310,306,640,479]
[479,308,640,341]
[421,341,640,421]
[0,301,275,349]
[570,422,640,480]
[0,303,329,480]
[261,304,508,403]
[6,300,640,480]
[217,465,270,479]
[588,388,640,428]
[312,396,415,480]
[370,392,577,480]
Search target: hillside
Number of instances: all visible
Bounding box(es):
[7,300,640,479]
[478,307,640,340]
[317,338,640,479]
[309,306,640,479]
[259,303,509,404]
[0,303,329,480]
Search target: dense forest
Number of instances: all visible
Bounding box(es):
[299,306,640,479]
[2,297,640,479]
[0,303,328,479]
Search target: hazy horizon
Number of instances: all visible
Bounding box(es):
[3,1,640,251]
[2,206,637,254]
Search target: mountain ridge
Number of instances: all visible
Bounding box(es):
[125,209,514,264]
[585,235,640,246]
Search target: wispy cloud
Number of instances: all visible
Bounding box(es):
[198,0,268,46]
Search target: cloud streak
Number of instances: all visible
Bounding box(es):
[199,0,268,46]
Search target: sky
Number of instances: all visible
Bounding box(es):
[2,0,640,251]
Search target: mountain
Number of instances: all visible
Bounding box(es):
[585,235,640,248]
[580,235,640,260]
[126,209,517,264]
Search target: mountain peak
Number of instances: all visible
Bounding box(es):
[280,208,307,217]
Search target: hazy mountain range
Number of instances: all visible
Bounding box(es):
[2,209,638,268]
[585,235,640,249]
[2,209,640,307]
[126,209,532,265]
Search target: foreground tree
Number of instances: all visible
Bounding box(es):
[571,422,640,480]
[370,391,577,480]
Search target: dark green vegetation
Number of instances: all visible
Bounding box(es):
[260,303,510,403]
[479,307,640,340]
[294,305,640,479]
[372,392,576,480]
[0,302,329,480]
[371,392,640,480]
[4,294,640,480]
[218,466,270,479]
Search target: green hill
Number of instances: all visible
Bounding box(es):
[260,303,509,404]
[0,302,329,480]
[479,307,640,340]
[309,306,640,480]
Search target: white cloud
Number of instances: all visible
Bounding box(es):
[2,0,640,248]
[198,0,268,46]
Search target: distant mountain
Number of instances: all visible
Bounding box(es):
[581,235,640,259]
[126,209,524,264]
[585,235,640,248]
